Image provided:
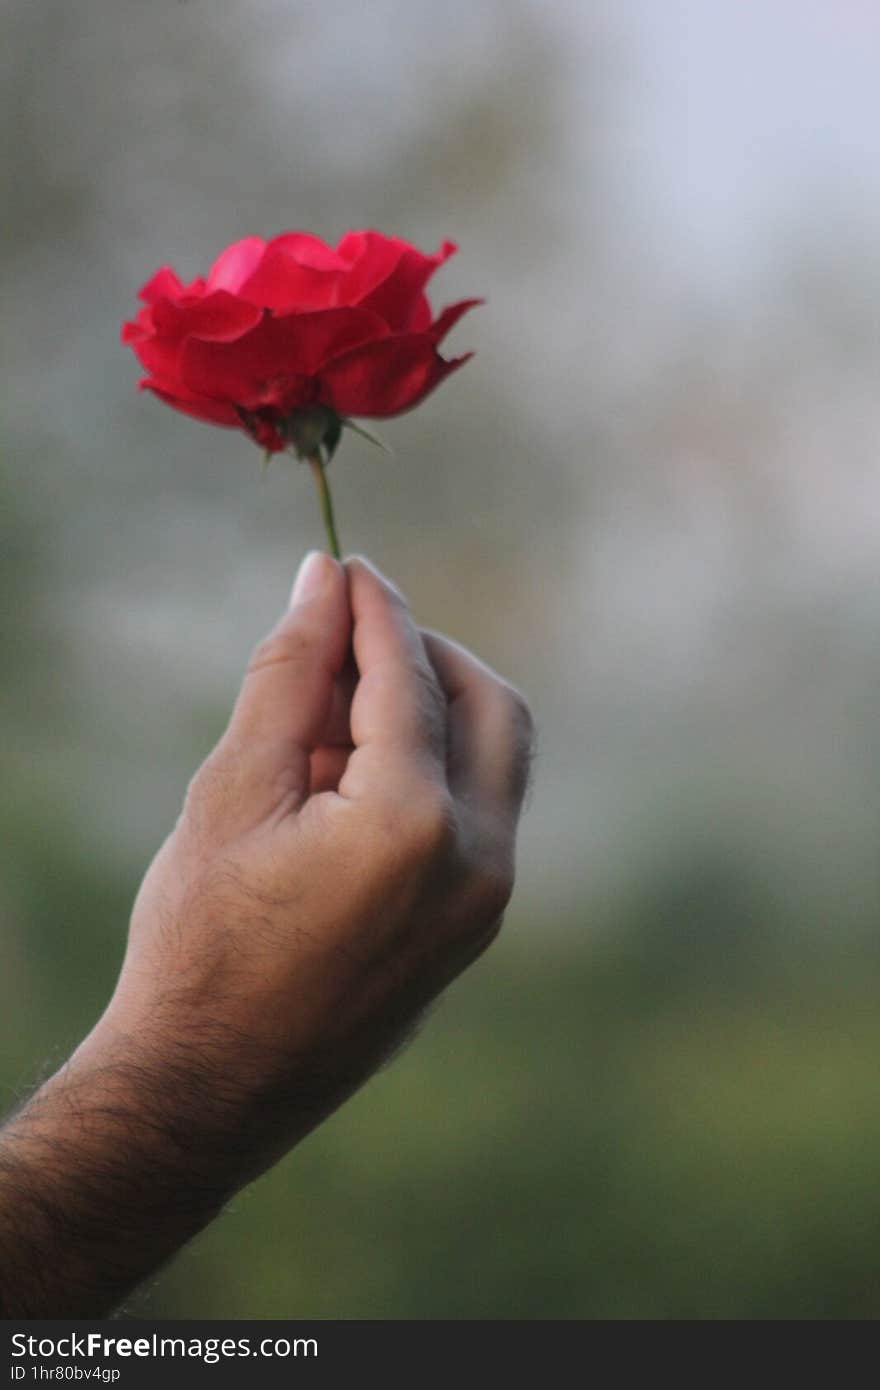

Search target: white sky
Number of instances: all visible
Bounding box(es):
[605,0,880,284]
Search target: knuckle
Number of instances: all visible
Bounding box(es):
[184,748,226,811]
[404,785,458,861]
[247,624,314,676]
[181,745,236,835]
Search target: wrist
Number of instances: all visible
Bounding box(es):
[70,1009,277,1194]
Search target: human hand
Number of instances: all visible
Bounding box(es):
[0,555,532,1317]
[94,553,533,1176]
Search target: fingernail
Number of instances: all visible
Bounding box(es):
[290,551,331,606]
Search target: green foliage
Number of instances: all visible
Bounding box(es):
[123,921,880,1321]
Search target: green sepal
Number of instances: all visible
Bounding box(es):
[322,413,343,464]
[341,417,394,457]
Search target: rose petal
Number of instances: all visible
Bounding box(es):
[334,231,408,303]
[140,379,242,428]
[128,335,180,379]
[236,247,346,313]
[318,333,471,417]
[429,297,483,342]
[123,296,264,382]
[179,306,388,407]
[235,232,352,310]
[356,239,457,331]
[249,417,287,453]
[138,266,185,304]
[207,237,267,293]
[180,276,208,299]
[407,293,433,333]
[266,231,349,272]
[121,307,154,344]
[151,291,264,343]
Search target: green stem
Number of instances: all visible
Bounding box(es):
[308,450,341,560]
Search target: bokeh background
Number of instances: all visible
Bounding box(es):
[4,0,880,1319]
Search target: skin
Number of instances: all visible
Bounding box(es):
[0,555,533,1317]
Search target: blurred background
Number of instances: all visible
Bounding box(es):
[4,0,880,1319]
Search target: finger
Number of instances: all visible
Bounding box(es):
[340,557,448,796]
[318,658,358,747]
[422,631,534,820]
[309,744,353,795]
[223,551,351,797]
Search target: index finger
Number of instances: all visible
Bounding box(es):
[339,558,448,798]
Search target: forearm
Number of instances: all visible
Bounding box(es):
[0,1023,251,1317]
[0,1005,401,1318]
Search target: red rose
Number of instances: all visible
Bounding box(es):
[121,230,480,454]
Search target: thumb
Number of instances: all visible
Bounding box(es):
[221,551,351,806]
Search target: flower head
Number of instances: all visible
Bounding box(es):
[121,230,480,454]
